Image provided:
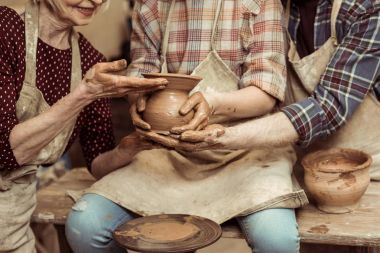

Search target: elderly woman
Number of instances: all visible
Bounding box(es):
[66,0,308,253]
[0,0,166,252]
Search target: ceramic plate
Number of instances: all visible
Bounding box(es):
[113,214,222,253]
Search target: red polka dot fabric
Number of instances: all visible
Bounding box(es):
[0,6,115,171]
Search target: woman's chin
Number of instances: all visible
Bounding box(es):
[70,16,95,26]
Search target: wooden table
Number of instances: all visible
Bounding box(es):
[32,168,380,253]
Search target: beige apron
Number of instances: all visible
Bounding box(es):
[284,0,380,181]
[0,2,81,252]
[88,0,308,224]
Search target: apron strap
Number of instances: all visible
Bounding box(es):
[24,1,81,90]
[24,1,39,86]
[285,0,291,28]
[210,0,223,51]
[161,0,223,73]
[70,30,82,90]
[330,0,343,43]
[161,0,176,74]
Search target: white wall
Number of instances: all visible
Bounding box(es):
[0,0,130,59]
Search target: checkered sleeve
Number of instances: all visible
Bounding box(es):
[240,0,287,102]
[281,5,380,146]
[126,0,162,77]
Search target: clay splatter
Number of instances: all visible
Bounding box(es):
[308,225,329,234]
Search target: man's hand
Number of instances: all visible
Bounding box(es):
[137,125,225,152]
[179,124,225,143]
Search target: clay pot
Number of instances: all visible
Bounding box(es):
[302,148,372,214]
[142,73,202,133]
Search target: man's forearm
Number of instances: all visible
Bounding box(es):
[219,112,299,149]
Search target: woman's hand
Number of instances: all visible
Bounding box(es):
[79,59,168,100]
[170,92,212,134]
[91,132,161,179]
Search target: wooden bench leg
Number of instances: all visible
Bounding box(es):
[54,224,73,253]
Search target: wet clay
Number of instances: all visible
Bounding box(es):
[307,225,329,234]
[134,222,199,243]
[112,214,222,252]
[302,148,372,214]
[142,73,202,132]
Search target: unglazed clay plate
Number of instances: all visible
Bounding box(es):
[113,214,222,253]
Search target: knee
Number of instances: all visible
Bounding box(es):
[65,194,132,253]
[239,209,300,253]
[250,225,299,253]
[66,197,107,250]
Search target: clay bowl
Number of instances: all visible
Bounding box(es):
[142,73,202,134]
[302,148,372,214]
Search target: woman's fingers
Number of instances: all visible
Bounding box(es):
[93,59,128,73]
[130,103,151,130]
[91,73,167,89]
[84,60,168,97]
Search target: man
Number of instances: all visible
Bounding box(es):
[180,0,380,183]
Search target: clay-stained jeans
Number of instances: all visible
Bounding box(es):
[66,193,300,253]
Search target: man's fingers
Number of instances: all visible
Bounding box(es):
[136,129,178,148]
[130,104,151,130]
[179,130,208,143]
[204,124,225,135]
[175,141,224,152]
[180,128,223,143]
[180,124,225,143]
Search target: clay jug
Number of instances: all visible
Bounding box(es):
[142,73,202,133]
[302,148,372,214]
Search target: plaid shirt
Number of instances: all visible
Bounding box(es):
[281,0,380,147]
[127,0,287,101]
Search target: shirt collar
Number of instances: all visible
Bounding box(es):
[242,0,262,15]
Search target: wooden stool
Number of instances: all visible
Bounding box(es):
[113,214,222,253]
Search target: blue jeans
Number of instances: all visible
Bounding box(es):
[66,193,299,253]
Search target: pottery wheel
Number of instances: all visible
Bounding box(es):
[113,214,222,253]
